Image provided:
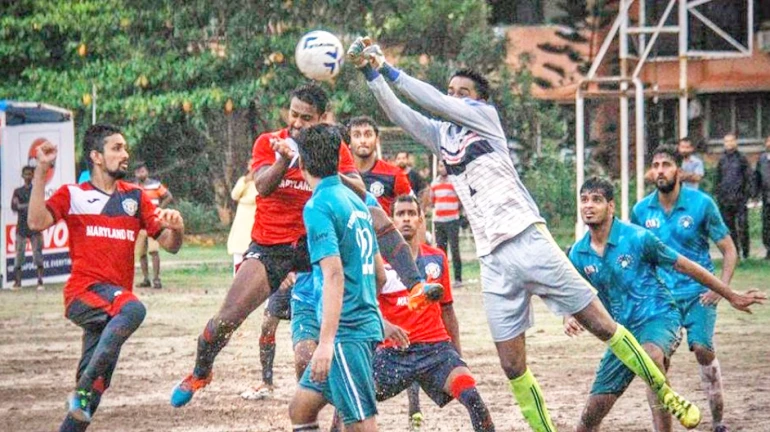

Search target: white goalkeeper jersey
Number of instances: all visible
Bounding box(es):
[367,71,544,257]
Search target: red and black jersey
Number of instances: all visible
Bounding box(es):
[378,244,453,348]
[361,159,412,215]
[45,181,162,310]
[251,129,357,245]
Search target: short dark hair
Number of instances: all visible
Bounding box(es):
[580,177,614,202]
[21,165,34,175]
[347,115,379,137]
[297,124,340,178]
[291,83,329,115]
[450,68,490,100]
[678,136,691,144]
[134,160,147,171]
[83,124,123,169]
[652,144,682,167]
[396,151,410,157]
[391,194,422,217]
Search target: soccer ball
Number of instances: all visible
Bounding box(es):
[295,30,344,81]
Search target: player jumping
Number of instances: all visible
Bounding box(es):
[350,37,705,430]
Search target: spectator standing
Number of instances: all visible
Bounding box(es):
[678,137,705,189]
[430,160,463,286]
[395,151,426,197]
[754,136,770,259]
[134,162,173,288]
[228,166,258,273]
[11,166,45,290]
[715,134,752,260]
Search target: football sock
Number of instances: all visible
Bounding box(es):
[699,359,724,425]
[607,324,666,391]
[59,415,89,432]
[194,318,238,378]
[509,368,556,432]
[407,382,421,416]
[76,301,146,393]
[292,423,320,431]
[452,375,495,431]
[259,334,276,386]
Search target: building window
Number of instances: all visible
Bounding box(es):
[705,93,769,145]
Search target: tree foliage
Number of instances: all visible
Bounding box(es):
[1,0,560,225]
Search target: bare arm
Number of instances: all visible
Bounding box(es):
[340,172,367,200]
[441,304,462,357]
[715,235,738,285]
[673,254,765,312]
[374,253,387,295]
[154,209,185,254]
[254,159,290,197]
[310,255,345,382]
[28,155,57,232]
[158,191,173,209]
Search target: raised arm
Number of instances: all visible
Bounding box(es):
[28,143,58,232]
[364,70,444,156]
[386,66,505,142]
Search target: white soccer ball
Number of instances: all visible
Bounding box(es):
[295,30,344,81]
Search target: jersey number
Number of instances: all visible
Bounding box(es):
[356,227,375,275]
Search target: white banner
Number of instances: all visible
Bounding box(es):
[1,102,75,288]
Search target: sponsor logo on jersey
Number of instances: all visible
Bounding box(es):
[122,198,138,216]
[679,215,694,229]
[369,181,385,197]
[616,254,634,269]
[396,296,408,306]
[424,262,442,280]
[279,178,311,192]
[645,218,660,229]
[86,225,136,241]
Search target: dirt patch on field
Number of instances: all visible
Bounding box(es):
[1,283,768,431]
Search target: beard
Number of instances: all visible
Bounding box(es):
[656,177,677,193]
[107,167,128,180]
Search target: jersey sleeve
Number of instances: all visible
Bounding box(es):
[630,203,642,226]
[45,185,71,221]
[337,144,357,175]
[304,202,340,263]
[439,252,453,305]
[251,133,276,171]
[704,198,730,243]
[567,245,587,279]
[641,230,679,271]
[158,182,170,198]
[394,169,413,196]
[139,190,163,238]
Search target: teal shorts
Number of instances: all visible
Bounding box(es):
[591,315,682,395]
[299,340,378,425]
[291,298,320,347]
[676,294,717,351]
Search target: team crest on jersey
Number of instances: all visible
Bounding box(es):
[583,265,598,276]
[369,181,385,197]
[645,218,660,229]
[678,215,694,229]
[122,198,138,216]
[616,254,634,269]
[424,262,442,280]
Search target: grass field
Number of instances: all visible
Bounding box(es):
[1,244,769,431]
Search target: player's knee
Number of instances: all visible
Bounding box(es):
[692,344,715,365]
[449,373,477,399]
[122,301,147,328]
[498,357,526,380]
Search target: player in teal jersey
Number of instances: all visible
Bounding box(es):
[631,145,767,432]
[288,124,386,432]
[569,177,765,432]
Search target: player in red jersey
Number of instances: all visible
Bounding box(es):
[170,84,369,407]
[374,195,495,432]
[347,115,412,215]
[27,125,184,432]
